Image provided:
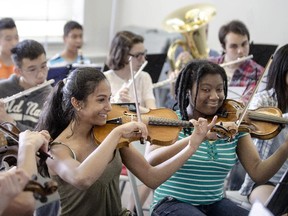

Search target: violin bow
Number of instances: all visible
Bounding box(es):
[129,58,148,144]
[236,55,274,127]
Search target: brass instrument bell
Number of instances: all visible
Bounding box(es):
[163,3,216,70]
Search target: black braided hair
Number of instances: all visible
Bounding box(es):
[174,60,228,135]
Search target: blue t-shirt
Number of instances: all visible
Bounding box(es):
[48,53,90,67]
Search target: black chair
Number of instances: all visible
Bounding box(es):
[265,169,288,216]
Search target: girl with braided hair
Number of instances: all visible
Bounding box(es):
[146,59,288,216]
[35,67,218,216]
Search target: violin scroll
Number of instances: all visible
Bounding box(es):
[211,99,288,140]
[24,175,58,203]
[210,121,238,141]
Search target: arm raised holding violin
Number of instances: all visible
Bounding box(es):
[33,66,221,216]
[120,116,218,189]
[146,60,288,216]
[239,44,288,206]
[1,130,52,216]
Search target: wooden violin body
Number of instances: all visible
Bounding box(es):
[0,123,58,203]
[93,104,192,147]
[215,99,288,140]
[94,99,288,148]
[0,123,52,161]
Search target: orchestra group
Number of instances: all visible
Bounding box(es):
[0,5,288,216]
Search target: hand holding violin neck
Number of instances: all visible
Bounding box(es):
[210,121,238,141]
[0,123,53,161]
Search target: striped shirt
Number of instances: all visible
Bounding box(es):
[152,111,248,209]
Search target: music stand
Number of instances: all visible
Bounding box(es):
[48,64,103,86]
[102,54,167,84]
[47,65,73,86]
[265,169,288,216]
[249,43,278,67]
[144,53,167,83]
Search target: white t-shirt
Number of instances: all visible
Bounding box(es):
[104,70,155,107]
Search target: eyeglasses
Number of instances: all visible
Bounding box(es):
[22,64,48,75]
[129,50,147,60]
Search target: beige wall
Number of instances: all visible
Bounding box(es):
[47,0,287,64]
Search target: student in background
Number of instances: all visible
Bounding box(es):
[0,17,19,79]
[209,20,264,105]
[0,39,59,216]
[240,44,288,205]
[48,20,90,67]
[105,30,156,110]
[0,39,52,131]
[105,30,156,214]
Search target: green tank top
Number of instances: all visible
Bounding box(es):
[51,142,131,216]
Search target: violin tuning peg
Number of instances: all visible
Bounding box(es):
[31,174,38,181]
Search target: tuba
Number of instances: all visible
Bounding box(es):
[163,4,216,71]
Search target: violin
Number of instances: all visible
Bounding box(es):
[94,99,288,147]
[210,56,288,140]
[0,123,58,203]
[24,175,58,203]
[93,104,192,148]
[212,99,288,140]
[0,122,52,161]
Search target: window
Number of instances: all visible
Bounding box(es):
[0,0,84,43]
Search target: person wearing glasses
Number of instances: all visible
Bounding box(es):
[0,39,52,131]
[104,30,156,214]
[105,30,156,110]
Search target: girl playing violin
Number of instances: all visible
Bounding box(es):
[35,67,217,216]
[145,60,288,216]
[240,44,288,205]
